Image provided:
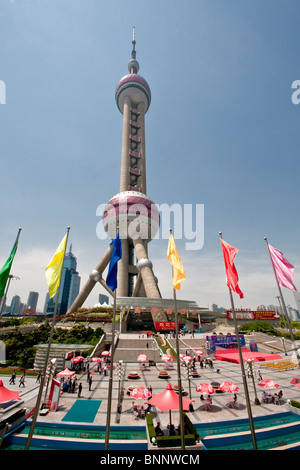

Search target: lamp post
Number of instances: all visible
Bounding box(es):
[151,339,159,364]
[246,358,260,405]
[116,359,125,414]
[185,359,193,402]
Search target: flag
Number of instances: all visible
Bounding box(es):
[220,238,244,299]
[46,233,68,298]
[167,233,186,290]
[106,233,122,292]
[268,244,296,291]
[0,239,19,298]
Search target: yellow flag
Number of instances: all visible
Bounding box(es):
[46,233,68,298]
[167,233,185,290]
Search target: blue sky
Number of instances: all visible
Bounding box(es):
[1,0,299,312]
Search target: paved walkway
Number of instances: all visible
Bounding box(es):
[2,332,300,431]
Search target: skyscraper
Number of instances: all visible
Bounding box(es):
[27,291,39,311]
[10,295,21,315]
[44,244,80,315]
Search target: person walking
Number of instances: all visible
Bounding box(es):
[88,375,93,391]
[78,382,82,398]
[9,370,16,385]
[19,375,25,387]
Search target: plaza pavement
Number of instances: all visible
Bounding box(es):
[2,330,300,432]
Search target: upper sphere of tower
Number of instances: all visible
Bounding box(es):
[115,30,151,114]
[115,73,151,114]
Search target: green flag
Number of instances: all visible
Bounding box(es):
[0,240,19,298]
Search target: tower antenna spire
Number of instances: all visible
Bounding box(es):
[132,27,136,59]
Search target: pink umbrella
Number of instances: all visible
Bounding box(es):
[101,351,110,356]
[73,356,84,363]
[258,379,279,389]
[130,387,152,400]
[146,383,193,426]
[195,350,204,356]
[137,354,148,362]
[219,381,240,393]
[179,354,185,359]
[161,354,172,362]
[56,368,75,378]
[290,378,300,389]
[195,383,215,394]
[91,357,101,362]
[183,356,193,362]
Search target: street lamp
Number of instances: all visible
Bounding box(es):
[246,358,260,405]
[151,339,159,365]
[116,360,125,414]
[185,360,193,399]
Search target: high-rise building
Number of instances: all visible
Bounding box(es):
[44,245,81,315]
[10,295,21,315]
[27,291,39,311]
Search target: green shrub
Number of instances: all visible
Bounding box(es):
[156,434,196,448]
[290,400,300,409]
[145,412,199,448]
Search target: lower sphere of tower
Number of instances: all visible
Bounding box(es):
[102,191,159,242]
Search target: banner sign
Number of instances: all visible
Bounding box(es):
[155,321,178,331]
[226,309,280,321]
[206,334,245,354]
[48,378,60,411]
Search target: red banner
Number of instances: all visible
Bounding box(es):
[155,321,178,331]
[226,310,280,321]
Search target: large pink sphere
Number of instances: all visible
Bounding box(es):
[103,191,159,242]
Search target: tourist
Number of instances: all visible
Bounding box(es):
[9,370,16,385]
[258,371,263,382]
[167,423,175,436]
[19,375,25,387]
[89,375,93,391]
[78,382,82,397]
[155,422,164,436]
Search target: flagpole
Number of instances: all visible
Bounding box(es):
[219,232,257,450]
[25,227,70,450]
[105,289,117,450]
[0,228,22,317]
[264,237,300,368]
[170,229,185,450]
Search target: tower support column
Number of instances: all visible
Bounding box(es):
[120,96,132,192]
[133,238,160,298]
[117,239,129,297]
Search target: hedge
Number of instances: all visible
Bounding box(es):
[146,412,199,448]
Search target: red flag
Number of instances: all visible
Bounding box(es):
[220,238,244,299]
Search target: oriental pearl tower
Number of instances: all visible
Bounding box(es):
[67,30,163,314]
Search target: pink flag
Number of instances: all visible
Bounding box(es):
[268,244,296,291]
